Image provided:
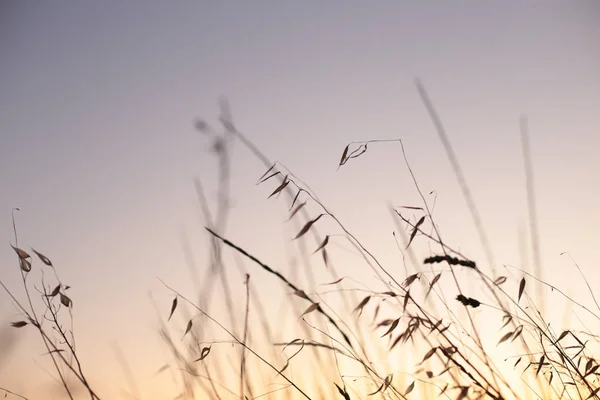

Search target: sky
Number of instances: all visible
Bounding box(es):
[1,1,599,399]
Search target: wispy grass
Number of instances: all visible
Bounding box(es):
[2,84,599,400]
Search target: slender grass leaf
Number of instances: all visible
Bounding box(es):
[514,357,521,367]
[585,358,593,373]
[494,276,507,285]
[421,347,437,364]
[267,176,289,199]
[60,293,72,307]
[19,258,31,272]
[380,318,400,337]
[288,201,307,220]
[258,171,281,184]
[257,164,276,183]
[497,331,513,345]
[518,277,526,302]
[294,214,323,239]
[402,273,419,288]
[11,245,30,259]
[168,297,178,321]
[334,383,350,400]
[322,248,328,267]
[281,338,302,353]
[398,206,423,210]
[183,319,193,339]
[299,303,319,318]
[48,284,61,297]
[339,144,350,167]
[353,296,371,316]
[194,346,211,362]
[293,290,309,300]
[404,381,415,395]
[32,249,53,266]
[511,325,524,342]
[289,190,302,210]
[426,273,441,298]
[323,278,344,286]
[407,216,425,248]
[536,355,545,376]
[313,236,329,254]
[556,330,570,343]
[585,365,599,377]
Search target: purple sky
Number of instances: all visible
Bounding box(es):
[1,2,599,399]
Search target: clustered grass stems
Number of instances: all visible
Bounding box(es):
[3,83,599,400]
[155,84,600,400]
[1,210,100,400]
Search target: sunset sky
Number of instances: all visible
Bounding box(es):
[1,1,599,399]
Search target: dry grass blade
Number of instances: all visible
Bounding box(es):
[497,331,513,345]
[536,355,545,376]
[398,205,423,210]
[403,291,410,312]
[407,216,425,248]
[334,382,351,400]
[323,278,344,285]
[321,248,329,267]
[48,284,61,297]
[556,330,570,343]
[584,365,599,378]
[194,346,211,362]
[205,227,354,348]
[281,338,302,353]
[299,303,320,319]
[182,319,193,340]
[518,277,526,302]
[294,214,324,239]
[425,273,441,298]
[368,374,392,396]
[380,318,400,337]
[494,276,507,285]
[402,273,419,288]
[60,293,72,308]
[293,290,310,300]
[313,236,329,253]
[277,340,305,374]
[32,249,53,266]
[353,296,371,317]
[338,144,350,167]
[421,347,437,364]
[289,189,302,210]
[348,144,368,160]
[19,258,31,272]
[257,163,276,183]
[258,171,281,184]
[267,175,289,199]
[511,325,523,342]
[288,201,307,220]
[404,381,415,395]
[168,297,178,321]
[11,245,30,259]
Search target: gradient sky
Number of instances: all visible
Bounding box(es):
[1,1,599,399]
